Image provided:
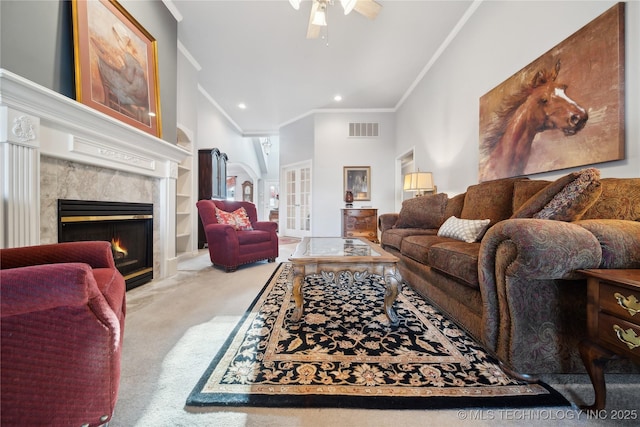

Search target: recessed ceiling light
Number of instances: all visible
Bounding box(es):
[238,103,247,109]
[334,95,343,102]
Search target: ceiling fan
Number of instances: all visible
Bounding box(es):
[289,0,383,39]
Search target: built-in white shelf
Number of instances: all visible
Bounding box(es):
[176,126,194,258]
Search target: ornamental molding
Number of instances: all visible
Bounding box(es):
[12,115,37,142]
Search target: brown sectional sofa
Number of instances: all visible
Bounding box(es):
[378,170,640,375]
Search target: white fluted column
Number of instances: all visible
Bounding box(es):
[160,161,179,278]
[0,107,40,248]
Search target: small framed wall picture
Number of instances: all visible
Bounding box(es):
[344,166,371,201]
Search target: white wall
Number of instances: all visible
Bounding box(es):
[279,115,315,167]
[279,111,396,237]
[313,112,396,236]
[396,1,639,197]
[195,91,263,196]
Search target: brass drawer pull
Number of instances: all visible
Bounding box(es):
[613,325,640,350]
[614,292,640,316]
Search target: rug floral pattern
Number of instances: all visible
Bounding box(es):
[188,264,566,407]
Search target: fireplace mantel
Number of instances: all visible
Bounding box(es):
[0,69,190,280]
[0,69,188,177]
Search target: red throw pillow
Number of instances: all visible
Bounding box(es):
[232,207,253,231]
[215,207,238,228]
[215,206,254,230]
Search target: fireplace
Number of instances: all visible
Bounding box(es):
[58,199,153,290]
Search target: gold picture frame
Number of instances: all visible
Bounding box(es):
[344,166,371,201]
[72,0,162,137]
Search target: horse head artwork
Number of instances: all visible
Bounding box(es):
[479,60,588,181]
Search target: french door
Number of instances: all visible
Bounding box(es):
[282,161,311,238]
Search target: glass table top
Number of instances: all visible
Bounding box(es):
[291,237,381,258]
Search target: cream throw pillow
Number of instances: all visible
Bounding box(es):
[437,216,491,243]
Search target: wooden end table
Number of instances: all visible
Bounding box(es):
[578,269,640,410]
[288,237,401,326]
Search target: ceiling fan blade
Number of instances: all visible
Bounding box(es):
[354,0,382,20]
[307,1,321,39]
[307,24,321,39]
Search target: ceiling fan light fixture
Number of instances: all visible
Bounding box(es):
[288,0,302,10]
[340,0,357,15]
[312,9,327,26]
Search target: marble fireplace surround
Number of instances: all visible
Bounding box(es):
[0,69,189,280]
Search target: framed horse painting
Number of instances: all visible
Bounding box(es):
[478,3,624,182]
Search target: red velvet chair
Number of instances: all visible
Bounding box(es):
[196,200,278,272]
[0,241,126,427]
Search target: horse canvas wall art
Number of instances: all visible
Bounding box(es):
[478,3,624,182]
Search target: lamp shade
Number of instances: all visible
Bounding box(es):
[403,172,434,192]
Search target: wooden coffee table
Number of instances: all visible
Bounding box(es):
[288,237,402,326]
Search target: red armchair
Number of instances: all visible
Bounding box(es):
[197,200,278,272]
[1,241,126,427]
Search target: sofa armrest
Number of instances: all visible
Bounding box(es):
[204,223,238,238]
[253,221,278,233]
[1,261,122,426]
[0,263,95,317]
[574,219,640,269]
[0,241,115,270]
[378,213,399,233]
[480,219,603,281]
[478,218,602,351]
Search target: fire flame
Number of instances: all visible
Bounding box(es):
[111,238,128,257]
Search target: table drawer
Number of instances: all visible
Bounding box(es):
[345,230,377,239]
[599,282,640,322]
[598,312,640,359]
[342,208,378,243]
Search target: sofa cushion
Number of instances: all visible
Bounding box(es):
[460,177,521,225]
[581,178,640,221]
[394,193,448,229]
[381,228,437,251]
[512,180,550,213]
[512,168,601,221]
[400,235,453,264]
[444,193,465,219]
[437,216,491,243]
[429,241,481,289]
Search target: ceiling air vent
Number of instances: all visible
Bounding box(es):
[349,122,379,138]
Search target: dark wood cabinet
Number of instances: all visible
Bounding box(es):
[198,148,228,248]
[578,269,640,410]
[342,208,378,243]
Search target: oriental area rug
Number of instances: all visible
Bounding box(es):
[186,263,568,409]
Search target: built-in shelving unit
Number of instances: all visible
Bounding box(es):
[176,127,194,258]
